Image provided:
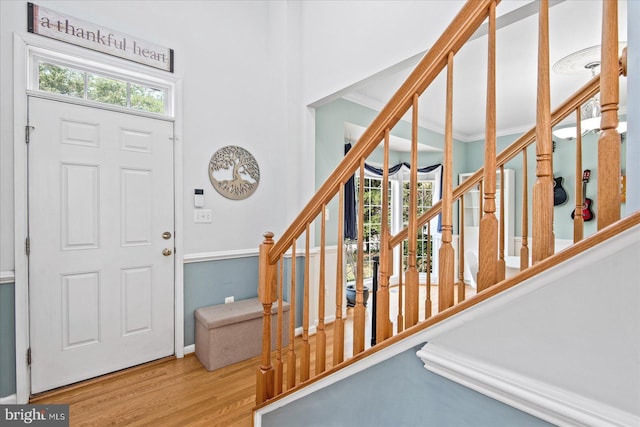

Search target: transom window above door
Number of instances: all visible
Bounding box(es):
[37,61,167,114]
[28,47,174,118]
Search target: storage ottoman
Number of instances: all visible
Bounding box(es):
[195,297,289,371]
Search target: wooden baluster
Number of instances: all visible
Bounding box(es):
[521,148,530,270]
[316,205,327,374]
[405,94,420,326]
[439,52,455,311]
[479,180,484,220]
[377,129,391,341]
[334,186,345,366]
[425,222,433,316]
[287,241,297,390]
[497,165,506,282]
[397,251,404,333]
[477,0,498,291]
[354,159,366,354]
[574,107,584,243]
[532,0,555,264]
[455,197,465,304]
[300,225,311,382]
[274,256,284,395]
[597,0,621,229]
[256,232,277,404]
[387,244,394,335]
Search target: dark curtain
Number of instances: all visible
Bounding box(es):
[343,141,443,238]
[366,162,443,232]
[344,143,358,240]
[363,162,441,176]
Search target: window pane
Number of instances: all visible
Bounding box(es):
[87,74,127,106]
[131,83,165,113]
[402,180,435,273]
[38,62,84,98]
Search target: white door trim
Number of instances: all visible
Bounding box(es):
[13,32,184,403]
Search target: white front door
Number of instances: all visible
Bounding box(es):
[28,97,175,393]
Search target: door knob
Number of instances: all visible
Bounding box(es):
[162,248,172,256]
[162,231,172,240]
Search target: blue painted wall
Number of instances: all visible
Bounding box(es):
[184,256,305,347]
[262,345,553,427]
[279,257,306,330]
[184,257,260,346]
[0,282,16,397]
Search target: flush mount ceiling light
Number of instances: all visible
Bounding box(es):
[552,44,627,140]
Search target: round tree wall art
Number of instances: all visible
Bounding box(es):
[209,145,260,200]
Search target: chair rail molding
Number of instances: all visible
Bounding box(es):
[0,271,15,285]
[418,343,640,427]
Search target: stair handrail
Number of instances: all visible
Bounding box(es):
[267,0,498,265]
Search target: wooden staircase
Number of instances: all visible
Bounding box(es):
[254,0,629,419]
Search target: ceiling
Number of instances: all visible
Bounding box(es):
[338,0,628,144]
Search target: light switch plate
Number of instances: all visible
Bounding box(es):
[194,209,212,223]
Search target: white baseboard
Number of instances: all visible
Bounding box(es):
[513,237,573,255]
[294,325,317,337]
[292,315,335,338]
[183,344,195,355]
[0,394,17,404]
[417,343,639,427]
[318,315,336,326]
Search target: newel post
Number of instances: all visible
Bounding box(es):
[256,231,277,405]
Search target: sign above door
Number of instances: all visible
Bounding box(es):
[27,2,174,73]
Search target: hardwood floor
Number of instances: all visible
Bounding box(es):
[31,283,475,426]
[31,352,259,426]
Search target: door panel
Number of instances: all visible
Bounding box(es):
[28,97,175,393]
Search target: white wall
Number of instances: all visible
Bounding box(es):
[421,224,640,421]
[299,0,464,106]
[0,0,309,269]
[627,0,639,213]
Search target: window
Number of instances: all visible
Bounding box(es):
[348,168,440,282]
[346,177,392,282]
[87,73,127,106]
[35,60,168,114]
[38,62,84,98]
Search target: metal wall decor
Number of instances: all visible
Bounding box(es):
[209,145,260,200]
